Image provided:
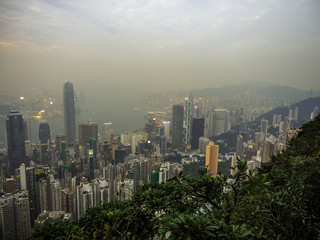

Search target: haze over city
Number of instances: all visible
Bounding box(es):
[1,0,320,94]
[1,1,320,239]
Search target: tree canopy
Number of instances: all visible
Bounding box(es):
[31,116,320,239]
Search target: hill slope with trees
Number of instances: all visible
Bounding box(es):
[31,116,320,239]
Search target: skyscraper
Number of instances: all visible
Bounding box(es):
[191,118,204,150]
[171,104,184,150]
[260,119,268,138]
[63,81,76,147]
[205,142,219,175]
[236,135,243,156]
[102,122,113,142]
[183,93,193,148]
[39,122,51,165]
[20,164,38,227]
[208,109,229,137]
[0,191,31,240]
[79,121,98,147]
[198,137,210,154]
[6,110,26,174]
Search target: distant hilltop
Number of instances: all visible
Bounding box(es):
[190,82,319,102]
[255,97,320,127]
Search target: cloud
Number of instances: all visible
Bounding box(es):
[0,0,319,91]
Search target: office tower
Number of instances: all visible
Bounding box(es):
[23,120,32,141]
[205,142,219,175]
[262,141,275,163]
[79,121,98,147]
[162,121,170,138]
[6,110,26,174]
[260,119,268,137]
[63,81,76,147]
[55,134,66,154]
[183,93,194,147]
[236,135,243,156]
[159,135,167,155]
[115,149,126,164]
[111,138,119,163]
[0,191,31,240]
[39,122,51,165]
[20,164,38,227]
[198,137,210,154]
[171,104,184,149]
[191,118,204,150]
[210,109,229,137]
[102,122,113,142]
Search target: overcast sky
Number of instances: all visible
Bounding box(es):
[0,0,319,94]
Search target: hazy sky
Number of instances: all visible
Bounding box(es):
[0,0,319,94]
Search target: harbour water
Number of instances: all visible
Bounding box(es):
[0,89,164,146]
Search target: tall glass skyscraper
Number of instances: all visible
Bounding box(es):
[6,110,26,174]
[183,93,194,148]
[63,81,75,147]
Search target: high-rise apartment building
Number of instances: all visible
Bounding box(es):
[205,142,219,175]
[0,191,31,240]
[262,141,275,163]
[6,110,26,174]
[198,137,210,154]
[63,81,76,147]
[20,164,38,227]
[171,104,184,149]
[260,119,268,138]
[236,135,243,156]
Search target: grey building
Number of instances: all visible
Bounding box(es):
[6,110,26,174]
[63,81,76,147]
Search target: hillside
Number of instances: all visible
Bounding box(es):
[255,97,320,127]
[191,82,318,102]
[31,116,320,239]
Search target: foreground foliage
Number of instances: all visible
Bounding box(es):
[31,116,320,239]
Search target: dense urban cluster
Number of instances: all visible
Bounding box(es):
[0,81,319,239]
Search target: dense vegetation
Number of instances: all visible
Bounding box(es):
[31,116,320,239]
